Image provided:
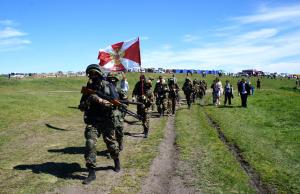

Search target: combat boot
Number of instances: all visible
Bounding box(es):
[105,150,111,159]
[143,128,148,138]
[82,168,96,185]
[114,158,121,172]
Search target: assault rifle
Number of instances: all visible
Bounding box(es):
[81,86,144,121]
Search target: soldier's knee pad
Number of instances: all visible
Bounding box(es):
[86,139,96,150]
[85,125,98,139]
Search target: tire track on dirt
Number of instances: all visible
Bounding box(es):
[204,111,275,194]
[139,116,197,194]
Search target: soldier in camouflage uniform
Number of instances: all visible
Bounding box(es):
[79,64,121,185]
[132,75,153,138]
[182,77,193,109]
[154,76,169,117]
[106,72,128,151]
[167,78,179,115]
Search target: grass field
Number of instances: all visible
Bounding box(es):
[0,74,299,193]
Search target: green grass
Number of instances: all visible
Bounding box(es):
[0,74,299,193]
[203,77,300,193]
[0,75,167,194]
[175,104,255,193]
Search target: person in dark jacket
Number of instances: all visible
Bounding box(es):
[224,80,233,106]
[238,78,251,108]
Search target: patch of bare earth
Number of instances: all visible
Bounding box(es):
[139,116,199,194]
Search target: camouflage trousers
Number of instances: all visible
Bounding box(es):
[114,110,124,150]
[156,97,168,115]
[167,97,176,115]
[185,93,192,108]
[84,123,119,169]
[137,105,151,133]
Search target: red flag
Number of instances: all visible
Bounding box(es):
[98,37,141,72]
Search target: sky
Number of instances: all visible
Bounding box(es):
[0,0,300,74]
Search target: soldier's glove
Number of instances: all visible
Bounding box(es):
[102,99,112,107]
[142,95,146,100]
[89,94,101,103]
[132,97,136,102]
[90,94,112,107]
[78,103,86,112]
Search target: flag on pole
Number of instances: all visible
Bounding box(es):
[98,37,141,72]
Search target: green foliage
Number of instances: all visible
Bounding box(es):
[0,74,299,193]
[203,76,300,193]
[0,75,167,194]
[176,105,255,193]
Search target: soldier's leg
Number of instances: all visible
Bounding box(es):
[143,109,150,138]
[102,125,120,172]
[186,94,191,109]
[156,98,161,115]
[167,98,171,114]
[83,125,99,184]
[162,98,168,116]
[172,98,176,114]
[115,126,124,151]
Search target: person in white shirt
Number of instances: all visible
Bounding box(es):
[120,73,129,94]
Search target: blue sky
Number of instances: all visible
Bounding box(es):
[0,0,300,74]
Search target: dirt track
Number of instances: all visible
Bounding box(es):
[139,116,198,194]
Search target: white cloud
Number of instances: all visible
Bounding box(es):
[142,4,300,73]
[0,27,27,39]
[162,44,173,50]
[139,36,149,40]
[237,28,278,41]
[234,5,300,24]
[183,34,199,42]
[0,38,31,46]
[0,19,15,26]
[0,20,31,52]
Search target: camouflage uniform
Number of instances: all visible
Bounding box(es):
[182,78,193,109]
[132,75,153,138]
[154,76,169,116]
[106,72,127,151]
[79,64,121,184]
[167,78,179,115]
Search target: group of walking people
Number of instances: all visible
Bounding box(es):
[78,66,183,185]
[78,64,260,185]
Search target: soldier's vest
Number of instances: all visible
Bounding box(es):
[84,80,115,124]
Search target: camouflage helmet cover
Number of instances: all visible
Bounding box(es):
[86,64,102,76]
[107,72,120,82]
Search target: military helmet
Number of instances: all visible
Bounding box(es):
[185,77,191,82]
[168,78,174,84]
[107,72,120,82]
[86,64,102,76]
[140,74,145,80]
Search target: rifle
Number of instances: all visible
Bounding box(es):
[81,86,144,121]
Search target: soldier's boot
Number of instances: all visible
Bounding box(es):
[114,158,121,172]
[82,168,96,185]
[143,128,148,138]
[105,150,111,159]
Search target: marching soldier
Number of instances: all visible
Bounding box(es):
[182,77,193,109]
[132,75,153,138]
[167,78,180,115]
[106,72,127,151]
[154,76,169,117]
[79,64,121,185]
